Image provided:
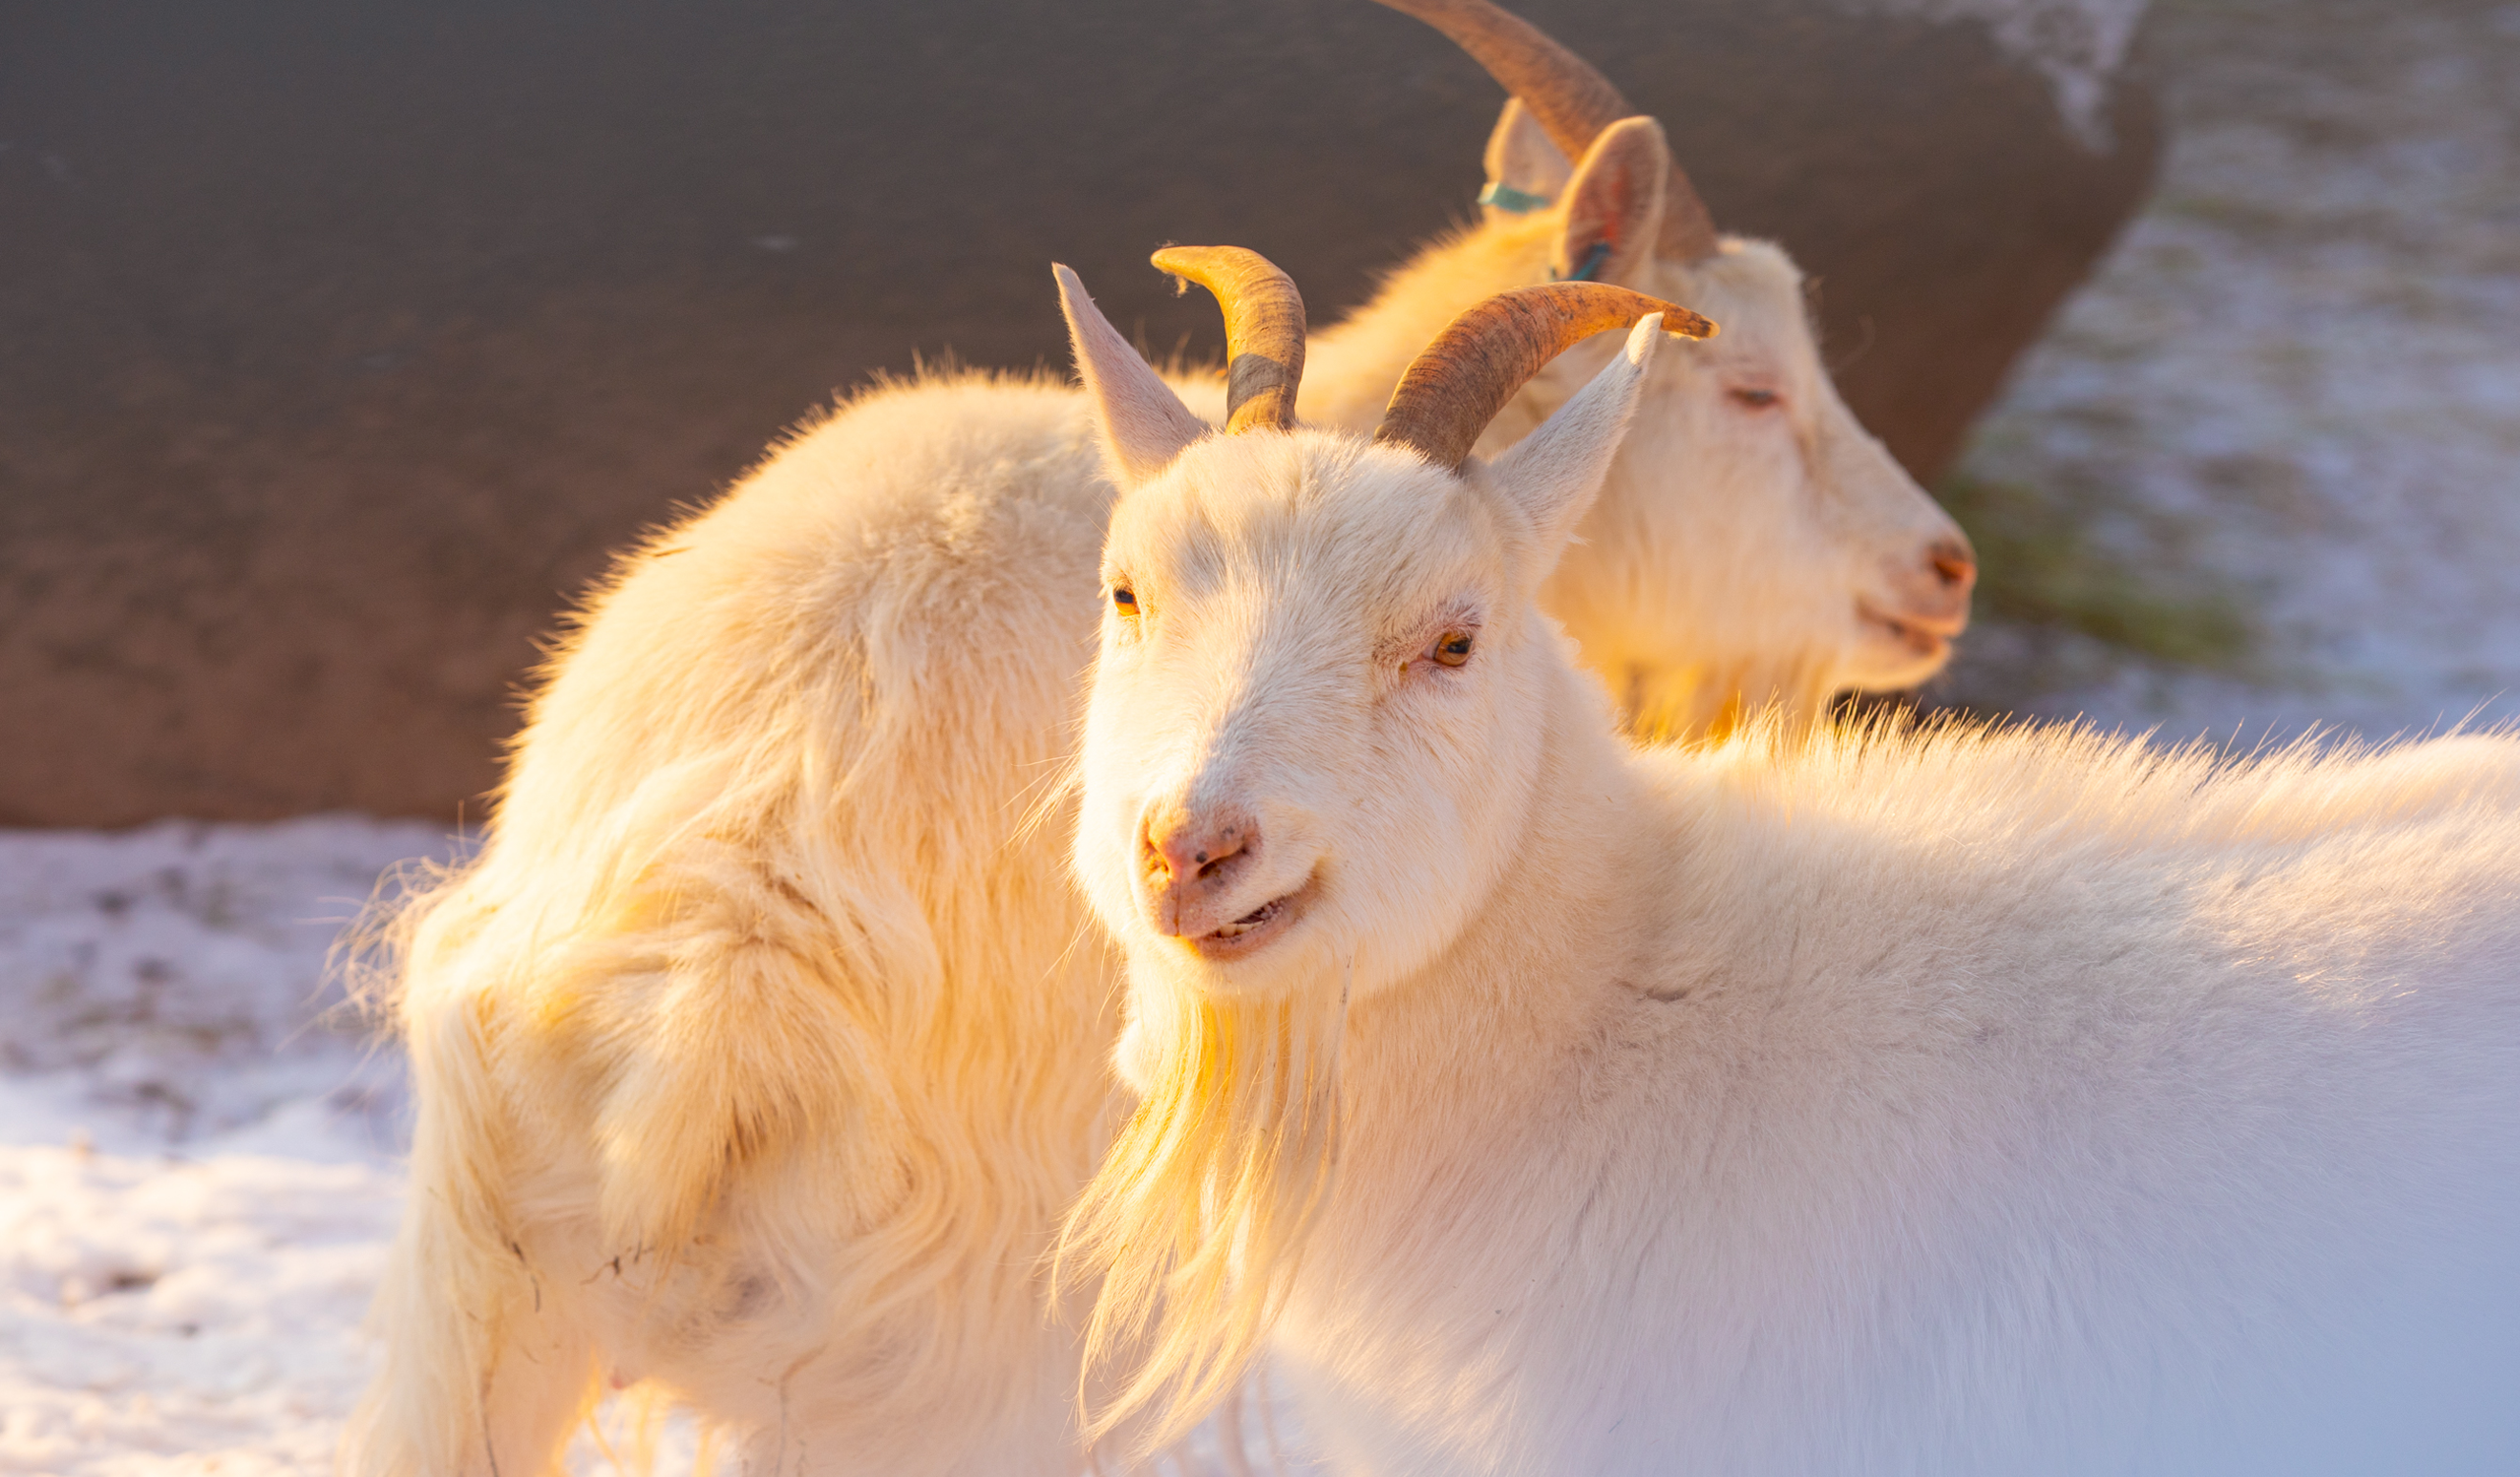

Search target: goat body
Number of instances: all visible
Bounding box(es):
[347,377,1121,1476]
[1280,718,2520,1475]
[1065,314,2520,1476]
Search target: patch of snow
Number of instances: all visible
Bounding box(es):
[0,1142,400,1476]
[0,817,441,1474]
[0,815,455,1151]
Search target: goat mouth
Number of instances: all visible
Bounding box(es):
[1857,600,1964,659]
[1187,879,1315,962]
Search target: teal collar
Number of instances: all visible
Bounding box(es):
[1477,180,1552,214]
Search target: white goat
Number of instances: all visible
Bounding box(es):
[343,0,1975,1463]
[1059,275,2520,1474]
[1251,0,1977,737]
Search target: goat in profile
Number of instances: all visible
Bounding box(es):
[1242,0,1976,736]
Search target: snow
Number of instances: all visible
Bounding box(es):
[0,1142,399,1476]
[1940,0,2520,743]
[0,816,444,1155]
[4,1,2514,1469]
[0,819,439,1476]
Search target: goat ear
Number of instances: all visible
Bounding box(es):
[1480,97,1572,217]
[1489,315,1664,568]
[1551,116,1670,288]
[1055,263,1208,487]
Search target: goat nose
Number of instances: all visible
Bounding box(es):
[1143,805,1258,889]
[1927,537,1978,595]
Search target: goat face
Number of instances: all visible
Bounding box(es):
[1502,239,1975,734]
[1076,432,1548,1019]
[1464,91,1973,734]
[1075,322,1662,1027]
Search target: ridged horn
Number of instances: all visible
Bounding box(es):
[1374,283,1715,471]
[1151,246,1307,434]
[1368,0,1722,261]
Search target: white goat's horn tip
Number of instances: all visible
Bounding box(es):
[1146,245,1307,435]
[1662,308,1718,340]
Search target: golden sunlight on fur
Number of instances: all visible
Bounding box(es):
[345,152,1950,1477]
[345,377,1124,1477]
[346,3,1988,1465]
[1053,984,1345,1448]
[1064,312,2520,1474]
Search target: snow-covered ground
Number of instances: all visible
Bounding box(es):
[0,822,439,1475]
[0,825,453,1467]
[6,0,2517,1469]
[1941,0,2520,741]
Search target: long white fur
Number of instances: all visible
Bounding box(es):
[349,103,1966,1477]
[1065,318,2520,1474]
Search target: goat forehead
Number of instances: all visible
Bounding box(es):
[1120,436,1499,612]
[1651,242,1822,385]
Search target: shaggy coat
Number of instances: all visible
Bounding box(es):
[348,112,1961,1477]
[1065,318,2520,1475]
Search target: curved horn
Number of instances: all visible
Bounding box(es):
[1369,0,1721,261]
[1151,246,1307,435]
[1374,283,1715,471]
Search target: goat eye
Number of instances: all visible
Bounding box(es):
[1432,631,1475,668]
[1110,586,1138,615]
[1729,387,1782,410]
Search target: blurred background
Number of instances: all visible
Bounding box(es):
[6,0,2159,828]
[3,0,2516,1468]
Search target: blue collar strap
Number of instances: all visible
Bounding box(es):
[1478,180,1553,214]
[1550,240,1613,283]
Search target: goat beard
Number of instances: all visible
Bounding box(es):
[1056,970,1347,1454]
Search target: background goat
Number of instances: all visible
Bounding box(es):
[1059,267,2520,1474]
[1216,0,1974,738]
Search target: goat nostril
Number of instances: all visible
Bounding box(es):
[1145,808,1258,898]
[1928,540,1977,590]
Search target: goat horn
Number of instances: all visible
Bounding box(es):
[1374,283,1715,471]
[1368,0,1721,261]
[1151,246,1307,435]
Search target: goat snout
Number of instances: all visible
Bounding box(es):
[1866,536,1976,643]
[1141,804,1262,937]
